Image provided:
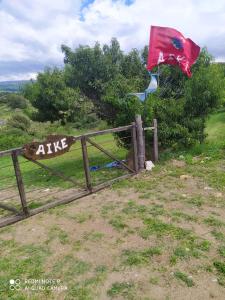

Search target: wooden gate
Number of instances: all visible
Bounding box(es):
[0,117,158,228]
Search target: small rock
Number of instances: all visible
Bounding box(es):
[200,160,205,164]
[172,159,186,168]
[181,194,187,198]
[192,156,200,162]
[145,160,155,171]
[212,278,218,282]
[170,272,174,276]
[185,248,190,252]
[188,275,193,279]
[180,174,191,180]
[204,186,213,191]
[179,155,185,160]
[215,192,222,198]
[205,157,211,160]
[44,188,50,192]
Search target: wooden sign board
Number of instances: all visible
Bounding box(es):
[23,135,76,160]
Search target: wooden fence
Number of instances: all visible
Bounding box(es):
[0,116,158,228]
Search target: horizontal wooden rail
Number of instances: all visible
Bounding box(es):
[0,148,23,158]
[0,173,133,228]
[74,125,133,140]
[0,125,133,157]
[0,203,19,214]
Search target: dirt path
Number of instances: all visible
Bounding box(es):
[0,156,225,299]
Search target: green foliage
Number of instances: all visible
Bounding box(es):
[140,217,191,240]
[24,68,98,126]
[144,94,206,148]
[158,65,188,99]
[107,282,135,298]
[22,80,39,103]
[7,113,31,132]
[0,110,33,151]
[26,68,75,122]
[144,95,193,148]
[109,215,128,231]
[0,128,31,151]
[20,40,225,149]
[101,74,143,125]
[122,247,161,266]
[174,271,195,287]
[62,38,147,120]
[204,216,225,227]
[2,93,28,109]
[213,261,225,275]
[184,63,223,117]
[62,41,116,104]
[218,246,225,258]
[79,44,222,149]
[205,110,225,144]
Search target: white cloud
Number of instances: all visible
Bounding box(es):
[0,0,225,80]
[0,72,37,82]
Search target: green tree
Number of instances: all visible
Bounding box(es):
[23,68,98,126]
[62,42,114,106]
[24,68,79,123]
[101,74,143,125]
[32,68,72,122]
[184,63,223,118]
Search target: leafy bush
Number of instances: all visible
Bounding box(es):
[144,94,205,149]
[4,94,28,109]
[28,120,74,139]
[0,128,31,150]
[7,113,31,132]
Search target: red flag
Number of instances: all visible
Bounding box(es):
[147,26,200,77]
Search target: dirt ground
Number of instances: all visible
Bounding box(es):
[0,156,225,300]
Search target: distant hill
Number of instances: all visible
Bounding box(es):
[0,80,30,92]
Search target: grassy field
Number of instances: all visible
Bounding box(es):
[0,131,130,215]
[0,111,225,299]
[205,110,225,144]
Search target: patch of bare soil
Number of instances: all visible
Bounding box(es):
[1,158,225,300]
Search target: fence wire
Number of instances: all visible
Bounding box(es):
[0,126,135,223]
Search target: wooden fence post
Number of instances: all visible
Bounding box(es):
[11,151,29,216]
[131,122,138,173]
[81,136,92,192]
[135,115,145,170]
[153,119,159,162]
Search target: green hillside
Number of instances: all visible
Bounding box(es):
[0,80,29,92]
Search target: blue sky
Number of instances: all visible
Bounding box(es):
[0,0,225,81]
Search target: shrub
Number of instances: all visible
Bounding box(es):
[144,94,202,149]
[0,128,31,150]
[4,94,28,109]
[7,113,31,132]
